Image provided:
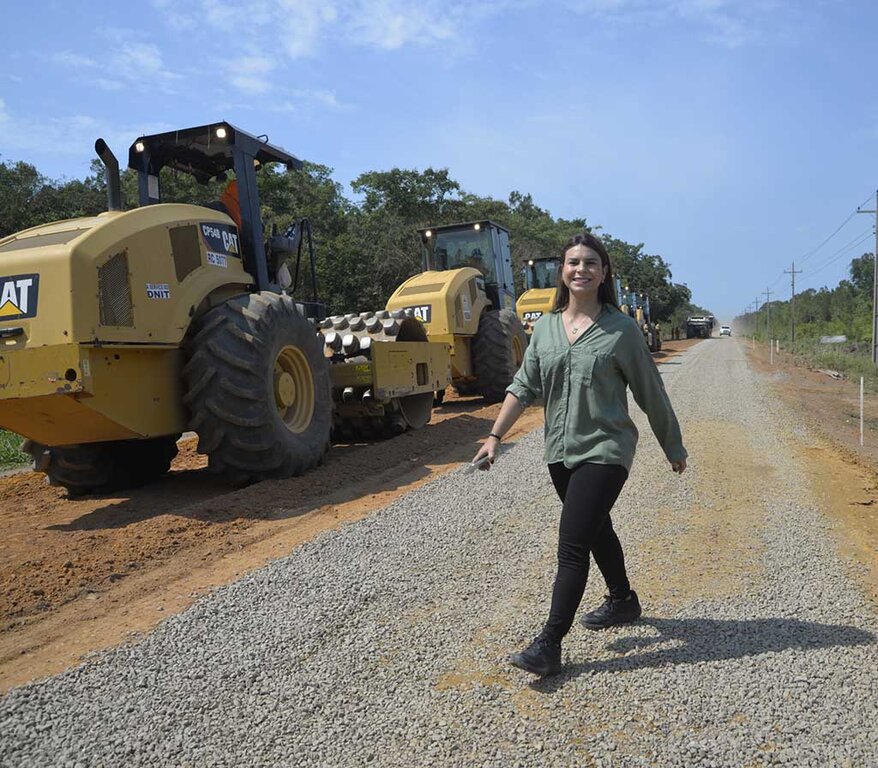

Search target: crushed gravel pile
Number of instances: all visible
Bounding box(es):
[2,339,876,767]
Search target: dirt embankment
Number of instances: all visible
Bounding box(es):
[0,387,552,691]
[745,340,878,600]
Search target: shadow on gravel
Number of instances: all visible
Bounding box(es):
[530,616,876,693]
[45,413,496,530]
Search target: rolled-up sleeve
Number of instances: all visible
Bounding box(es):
[617,328,687,463]
[506,337,542,407]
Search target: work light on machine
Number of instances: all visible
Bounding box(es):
[473,223,481,231]
[215,126,228,138]
[134,141,145,153]
[425,230,432,238]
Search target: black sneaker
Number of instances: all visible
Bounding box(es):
[580,590,642,630]
[510,633,562,676]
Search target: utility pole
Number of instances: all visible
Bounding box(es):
[784,262,802,344]
[856,190,878,365]
[763,288,773,341]
[755,297,761,339]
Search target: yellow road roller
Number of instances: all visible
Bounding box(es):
[385,221,527,403]
[0,123,449,494]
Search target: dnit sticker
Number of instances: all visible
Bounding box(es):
[147,283,171,299]
[0,274,39,320]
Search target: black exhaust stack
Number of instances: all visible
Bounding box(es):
[94,138,122,212]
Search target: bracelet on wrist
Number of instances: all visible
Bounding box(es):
[488,433,502,441]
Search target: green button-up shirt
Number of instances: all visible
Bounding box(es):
[506,305,687,471]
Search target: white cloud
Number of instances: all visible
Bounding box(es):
[564,0,788,47]
[272,88,351,112]
[53,52,99,69]
[157,0,507,59]
[347,0,455,50]
[225,54,277,93]
[0,100,172,170]
[52,31,182,94]
[276,0,339,58]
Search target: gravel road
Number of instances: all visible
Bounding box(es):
[2,338,876,767]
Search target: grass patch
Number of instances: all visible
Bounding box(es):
[788,340,878,394]
[0,430,28,469]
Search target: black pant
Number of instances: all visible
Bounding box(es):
[544,462,630,641]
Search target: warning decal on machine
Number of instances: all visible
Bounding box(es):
[200,222,240,268]
[0,274,39,320]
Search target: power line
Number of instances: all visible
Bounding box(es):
[758,191,876,295]
[796,190,875,266]
[801,228,872,280]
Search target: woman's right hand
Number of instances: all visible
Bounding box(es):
[471,436,500,471]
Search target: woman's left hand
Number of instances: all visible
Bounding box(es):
[671,458,687,474]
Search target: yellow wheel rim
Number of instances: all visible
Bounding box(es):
[274,345,315,433]
[512,336,524,366]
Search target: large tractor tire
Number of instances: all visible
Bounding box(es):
[472,309,529,404]
[23,435,180,496]
[453,381,478,398]
[183,292,331,483]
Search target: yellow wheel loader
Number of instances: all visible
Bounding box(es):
[515,255,560,334]
[0,122,448,495]
[385,221,527,403]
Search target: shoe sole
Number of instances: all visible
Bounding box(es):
[580,611,642,631]
[509,654,561,677]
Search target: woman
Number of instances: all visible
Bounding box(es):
[471,232,687,676]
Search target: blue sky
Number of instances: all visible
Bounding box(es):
[2,0,877,320]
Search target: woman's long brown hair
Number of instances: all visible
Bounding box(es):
[552,232,620,312]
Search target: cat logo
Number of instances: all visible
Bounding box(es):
[0,274,39,320]
[523,310,543,322]
[401,304,432,323]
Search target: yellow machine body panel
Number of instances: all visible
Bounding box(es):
[516,287,556,333]
[0,205,252,444]
[329,340,450,400]
[0,344,184,445]
[385,268,489,338]
[384,268,489,383]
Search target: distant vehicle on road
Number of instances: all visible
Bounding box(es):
[686,315,715,338]
[719,326,731,337]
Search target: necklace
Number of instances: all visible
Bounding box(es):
[566,307,601,335]
[568,317,586,334]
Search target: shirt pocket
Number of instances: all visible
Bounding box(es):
[572,351,598,387]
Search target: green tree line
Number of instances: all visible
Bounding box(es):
[0,154,699,324]
[737,253,877,386]
[738,253,874,345]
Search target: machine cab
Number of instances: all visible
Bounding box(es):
[418,221,516,312]
[516,255,560,332]
[524,256,560,291]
